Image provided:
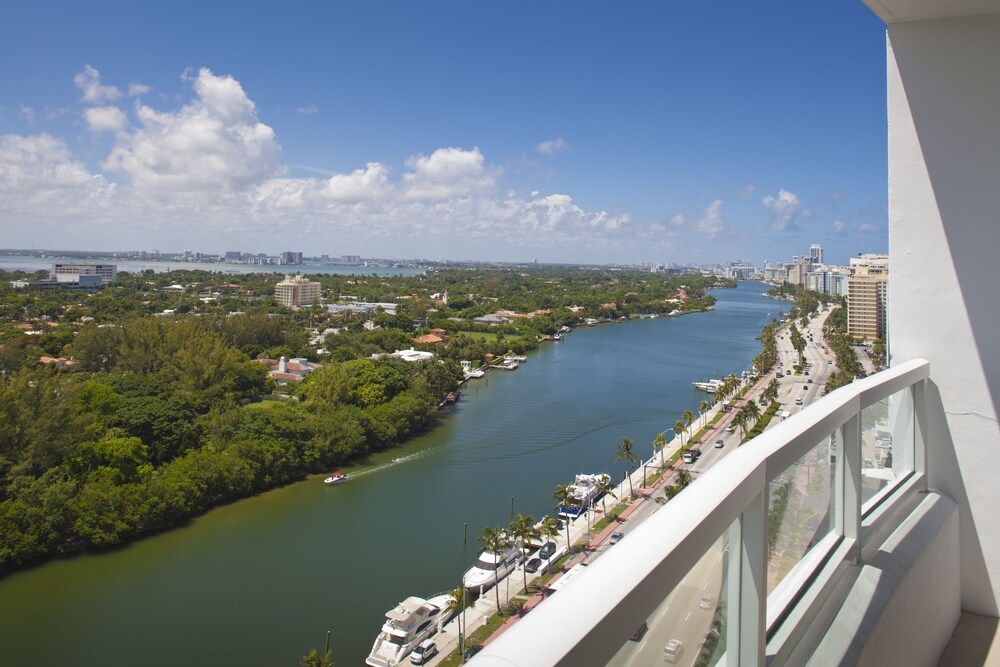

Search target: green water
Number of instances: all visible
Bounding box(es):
[0,282,781,666]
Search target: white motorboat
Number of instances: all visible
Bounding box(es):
[323,472,348,485]
[365,594,454,667]
[557,473,611,518]
[692,379,723,393]
[462,544,523,592]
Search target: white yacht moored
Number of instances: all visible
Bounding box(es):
[365,594,454,667]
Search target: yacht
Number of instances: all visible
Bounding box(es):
[692,379,723,393]
[365,593,454,667]
[463,544,523,592]
[557,473,611,518]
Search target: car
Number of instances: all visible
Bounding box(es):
[725,424,735,433]
[410,639,438,665]
[786,370,792,375]
[610,532,624,545]
[664,639,684,662]
[524,557,542,573]
[795,397,803,405]
[804,370,810,375]
[715,439,724,448]
[630,621,649,642]
[699,594,715,610]
[808,379,813,384]
[682,451,696,464]
[539,541,556,559]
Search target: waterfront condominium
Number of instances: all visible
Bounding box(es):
[847,253,888,341]
[274,274,321,309]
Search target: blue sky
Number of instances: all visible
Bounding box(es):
[0,1,889,266]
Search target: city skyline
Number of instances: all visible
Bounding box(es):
[1,1,889,266]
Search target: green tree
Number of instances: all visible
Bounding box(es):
[446,586,472,663]
[477,526,513,612]
[508,513,538,594]
[614,436,638,497]
[698,400,711,428]
[551,485,574,552]
[299,648,333,667]
[595,473,617,518]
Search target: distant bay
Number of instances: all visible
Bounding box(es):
[0,254,425,277]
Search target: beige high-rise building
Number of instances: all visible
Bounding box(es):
[274,274,321,309]
[847,254,888,341]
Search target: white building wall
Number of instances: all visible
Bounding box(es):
[886,12,1000,615]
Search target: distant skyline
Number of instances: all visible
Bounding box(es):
[1,1,889,266]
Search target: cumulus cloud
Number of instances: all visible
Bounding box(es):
[297,104,319,114]
[697,199,725,236]
[859,223,881,233]
[103,67,280,198]
[762,188,801,231]
[402,147,496,199]
[831,220,847,234]
[128,82,151,96]
[19,105,35,124]
[74,65,122,104]
[537,137,568,156]
[669,213,687,227]
[85,106,128,133]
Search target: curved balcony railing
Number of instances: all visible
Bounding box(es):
[471,359,930,667]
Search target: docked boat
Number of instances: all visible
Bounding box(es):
[323,472,348,485]
[692,379,723,393]
[462,543,523,592]
[464,368,486,379]
[557,473,611,518]
[509,354,527,362]
[365,594,454,667]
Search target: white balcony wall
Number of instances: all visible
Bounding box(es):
[884,9,1000,615]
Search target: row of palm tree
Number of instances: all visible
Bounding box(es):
[732,398,762,439]
[711,373,744,406]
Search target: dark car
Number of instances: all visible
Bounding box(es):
[524,557,543,573]
[539,541,557,559]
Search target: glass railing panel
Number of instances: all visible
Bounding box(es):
[606,532,730,667]
[860,386,914,511]
[766,433,837,598]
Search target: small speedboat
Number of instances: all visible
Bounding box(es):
[324,472,348,485]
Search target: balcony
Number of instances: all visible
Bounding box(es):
[471,359,964,666]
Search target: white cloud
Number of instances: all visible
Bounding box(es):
[537,137,568,156]
[741,184,755,199]
[831,220,847,234]
[669,213,688,227]
[323,162,391,201]
[697,199,725,236]
[19,105,35,123]
[85,106,128,133]
[0,133,115,225]
[74,65,122,104]
[128,82,151,97]
[402,147,496,199]
[297,104,319,114]
[103,68,280,199]
[859,223,880,233]
[761,188,801,231]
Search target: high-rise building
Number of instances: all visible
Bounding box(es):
[809,243,824,265]
[847,254,888,340]
[280,251,303,265]
[274,274,321,309]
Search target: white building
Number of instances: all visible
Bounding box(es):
[52,262,117,284]
[274,274,321,309]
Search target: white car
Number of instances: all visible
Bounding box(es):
[410,639,437,665]
[664,639,684,663]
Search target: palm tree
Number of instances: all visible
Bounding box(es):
[682,409,695,430]
[652,432,666,463]
[763,378,780,406]
[538,515,561,548]
[445,586,470,663]
[614,436,638,497]
[744,399,761,432]
[300,649,334,667]
[713,384,728,406]
[699,399,711,427]
[595,473,617,517]
[551,485,574,552]
[509,513,538,594]
[734,406,750,439]
[674,468,693,490]
[662,484,682,502]
[477,526,512,612]
[674,419,686,448]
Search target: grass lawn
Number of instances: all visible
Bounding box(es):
[244,399,284,410]
[457,331,522,342]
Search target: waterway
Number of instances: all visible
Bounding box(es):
[0,281,782,666]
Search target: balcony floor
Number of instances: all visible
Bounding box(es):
[939,612,1000,666]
